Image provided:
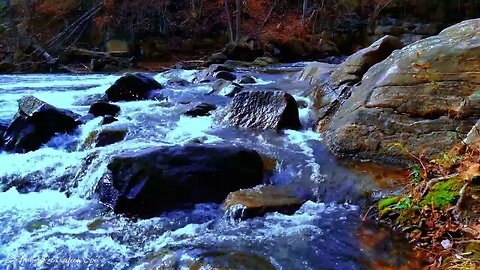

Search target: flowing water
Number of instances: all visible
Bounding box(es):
[0,65,422,269]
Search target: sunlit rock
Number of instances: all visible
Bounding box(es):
[224,90,301,131]
[223,185,311,220]
[322,19,480,165]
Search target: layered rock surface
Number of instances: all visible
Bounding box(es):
[321,19,480,164]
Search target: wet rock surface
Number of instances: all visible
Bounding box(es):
[224,90,301,131]
[224,185,311,220]
[184,103,217,117]
[105,73,163,102]
[2,96,81,153]
[99,145,265,217]
[88,102,121,117]
[323,19,480,165]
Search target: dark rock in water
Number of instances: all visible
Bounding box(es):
[224,91,301,131]
[224,185,310,220]
[81,128,127,150]
[210,79,243,97]
[215,71,236,81]
[2,96,81,153]
[101,116,118,125]
[105,73,163,102]
[184,103,217,117]
[195,64,235,82]
[88,102,121,117]
[0,121,9,148]
[95,129,127,147]
[99,144,265,217]
[167,76,189,86]
[238,75,256,84]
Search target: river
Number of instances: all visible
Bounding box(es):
[0,65,423,269]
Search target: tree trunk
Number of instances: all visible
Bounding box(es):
[5,0,19,48]
[235,0,241,42]
[302,0,308,21]
[224,0,234,43]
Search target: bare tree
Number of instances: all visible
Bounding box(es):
[302,0,308,21]
[235,0,241,42]
[224,0,234,43]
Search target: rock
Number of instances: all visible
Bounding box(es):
[224,185,310,220]
[88,102,121,117]
[95,128,127,147]
[166,76,189,86]
[215,71,236,81]
[98,145,265,217]
[0,61,15,73]
[463,120,480,145]
[399,34,427,45]
[267,38,317,62]
[207,52,227,65]
[238,75,256,84]
[195,64,235,82]
[100,116,118,125]
[0,121,9,147]
[81,128,127,150]
[2,96,81,153]
[224,91,301,131]
[253,56,278,67]
[105,73,163,102]
[322,19,480,165]
[210,79,243,97]
[330,35,404,88]
[184,103,217,117]
[315,35,404,129]
[222,41,264,62]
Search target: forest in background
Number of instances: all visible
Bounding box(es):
[0,0,479,72]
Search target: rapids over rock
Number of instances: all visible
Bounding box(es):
[0,65,422,269]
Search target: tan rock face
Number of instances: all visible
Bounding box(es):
[323,19,480,165]
[223,185,310,220]
[330,35,404,88]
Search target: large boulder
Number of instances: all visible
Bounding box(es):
[99,145,265,217]
[224,91,301,131]
[2,96,81,153]
[105,73,163,102]
[322,19,480,165]
[329,35,404,89]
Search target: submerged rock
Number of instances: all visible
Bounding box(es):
[224,185,310,220]
[105,73,163,102]
[323,19,480,165]
[2,96,81,153]
[238,75,256,84]
[210,79,243,97]
[184,103,217,117]
[224,91,301,131]
[88,102,121,117]
[99,145,265,217]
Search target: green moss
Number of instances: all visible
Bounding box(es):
[465,242,480,260]
[378,196,401,211]
[420,178,463,210]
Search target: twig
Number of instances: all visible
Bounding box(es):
[454,183,469,214]
[422,173,460,197]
